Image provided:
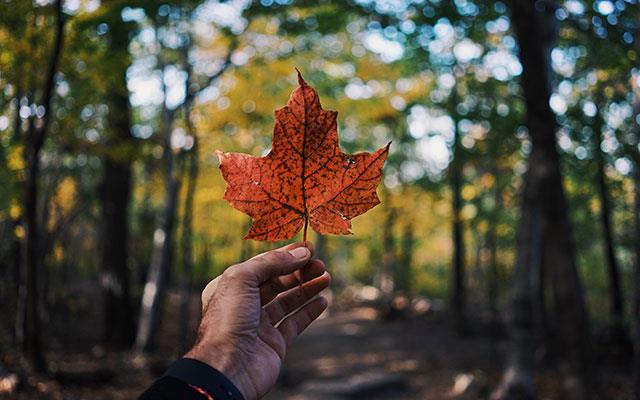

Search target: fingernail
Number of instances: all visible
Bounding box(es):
[289,247,309,259]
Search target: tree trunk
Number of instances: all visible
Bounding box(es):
[486,168,500,339]
[100,43,135,347]
[134,46,181,351]
[507,0,596,397]
[178,49,199,351]
[493,173,542,400]
[396,221,414,294]
[594,116,625,333]
[633,163,640,400]
[18,0,65,372]
[631,46,640,400]
[451,121,467,334]
[134,111,181,353]
[380,205,396,297]
[178,140,197,353]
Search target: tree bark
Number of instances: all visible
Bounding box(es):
[178,139,198,353]
[493,174,542,400]
[631,48,640,400]
[451,116,467,334]
[100,127,135,347]
[396,221,414,294]
[594,115,625,332]
[380,205,396,297]
[504,0,596,397]
[487,166,500,339]
[100,20,135,346]
[18,0,65,372]
[633,162,640,400]
[134,105,180,353]
[178,46,199,353]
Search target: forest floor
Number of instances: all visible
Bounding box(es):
[0,286,633,400]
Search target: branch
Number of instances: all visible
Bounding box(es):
[30,0,66,152]
[192,36,239,99]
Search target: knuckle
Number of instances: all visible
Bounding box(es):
[201,278,218,307]
[223,264,245,281]
[259,251,290,266]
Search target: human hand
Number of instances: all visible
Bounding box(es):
[185,241,330,400]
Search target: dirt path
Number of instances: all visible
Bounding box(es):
[267,306,502,400]
[2,297,632,399]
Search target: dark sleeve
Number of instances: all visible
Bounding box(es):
[139,376,207,400]
[138,358,245,400]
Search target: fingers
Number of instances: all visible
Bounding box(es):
[277,296,328,346]
[255,241,315,258]
[230,242,313,287]
[260,259,326,304]
[200,241,317,308]
[264,271,331,325]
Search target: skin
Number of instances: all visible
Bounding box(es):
[186,241,331,400]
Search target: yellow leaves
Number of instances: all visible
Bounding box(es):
[461,204,477,220]
[14,224,25,239]
[53,244,64,264]
[9,200,21,220]
[590,197,601,215]
[48,177,77,231]
[461,185,476,201]
[7,146,24,171]
[496,223,510,237]
[479,173,495,189]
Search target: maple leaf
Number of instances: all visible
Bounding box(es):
[216,70,390,241]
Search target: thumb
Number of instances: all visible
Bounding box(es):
[233,246,311,287]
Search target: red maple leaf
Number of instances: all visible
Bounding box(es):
[216,70,390,241]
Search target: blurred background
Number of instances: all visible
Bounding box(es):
[0,0,639,399]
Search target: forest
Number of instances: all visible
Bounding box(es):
[0,0,639,399]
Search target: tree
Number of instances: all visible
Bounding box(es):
[449,87,467,335]
[631,46,640,400]
[178,39,199,353]
[592,104,624,335]
[98,10,137,348]
[497,0,596,398]
[134,38,182,351]
[18,0,66,372]
[135,7,236,352]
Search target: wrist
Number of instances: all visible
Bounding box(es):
[185,339,253,400]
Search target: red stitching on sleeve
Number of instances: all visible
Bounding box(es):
[189,384,216,400]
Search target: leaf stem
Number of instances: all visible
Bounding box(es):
[298,215,309,295]
[303,214,308,243]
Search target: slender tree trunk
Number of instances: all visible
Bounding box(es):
[135,44,181,351]
[631,52,640,400]
[380,205,396,297]
[396,221,414,294]
[18,0,65,372]
[451,121,467,334]
[486,168,500,338]
[633,163,640,400]
[506,1,596,397]
[594,117,625,332]
[178,48,199,351]
[137,160,156,286]
[135,110,181,353]
[178,140,197,353]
